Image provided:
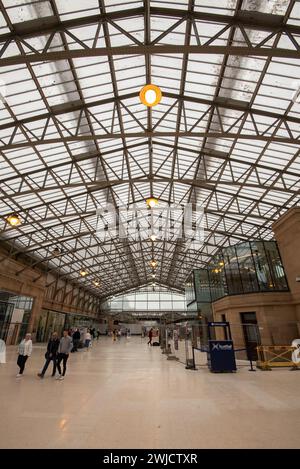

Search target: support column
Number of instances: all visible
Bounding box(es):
[107,316,114,332]
[27,294,44,336]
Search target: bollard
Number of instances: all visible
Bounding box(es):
[185,347,197,370]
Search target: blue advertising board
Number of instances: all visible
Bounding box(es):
[207,340,237,372]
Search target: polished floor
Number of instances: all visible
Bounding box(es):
[0,336,299,449]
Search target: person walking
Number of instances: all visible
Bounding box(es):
[84,329,92,348]
[37,332,60,378]
[148,328,153,346]
[72,328,81,352]
[16,333,32,377]
[56,330,73,380]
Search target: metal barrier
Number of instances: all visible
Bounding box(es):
[256,345,299,370]
[161,322,300,374]
[161,324,253,372]
[163,323,258,370]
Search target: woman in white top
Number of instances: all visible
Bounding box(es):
[85,330,92,348]
[16,333,32,377]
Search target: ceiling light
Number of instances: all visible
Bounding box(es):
[146,197,159,208]
[150,234,157,242]
[219,261,224,266]
[150,260,158,268]
[139,84,162,107]
[7,214,21,226]
[152,273,156,278]
[93,280,100,287]
[80,270,88,277]
[152,282,156,287]
[52,247,61,257]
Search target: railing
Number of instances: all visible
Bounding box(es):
[160,322,300,373]
[256,345,299,370]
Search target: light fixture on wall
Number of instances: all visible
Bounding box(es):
[80,269,88,277]
[7,214,21,226]
[146,197,158,208]
[139,84,162,107]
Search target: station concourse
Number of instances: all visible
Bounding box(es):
[0,0,300,451]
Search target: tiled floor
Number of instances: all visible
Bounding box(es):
[0,336,299,449]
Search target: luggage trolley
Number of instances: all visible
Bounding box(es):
[207,321,237,373]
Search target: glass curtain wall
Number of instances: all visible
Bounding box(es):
[188,241,288,307]
[0,292,33,344]
[36,310,97,342]
[102,285,186,313]
[36,310,66,342]
[0,301,14,341]
[184,240,288,348]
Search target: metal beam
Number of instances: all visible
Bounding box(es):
[1,131,299,151]
[0,93,137,131]
[0,46,299,67]
[1,7,300,43]
[1,91,299,137]
[7,176,298,198]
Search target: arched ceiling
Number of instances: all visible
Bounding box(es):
[0,0,300,299]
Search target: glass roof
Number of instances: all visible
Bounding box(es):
[0,0,299,300]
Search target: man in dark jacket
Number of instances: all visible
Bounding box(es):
[71,328,81,352]
[38,332,60,378]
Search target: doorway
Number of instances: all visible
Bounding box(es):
[240,312,261,360]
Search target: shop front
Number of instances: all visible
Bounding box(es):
[36,309,99,342]
[0,292,33,345]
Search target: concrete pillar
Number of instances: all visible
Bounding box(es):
[107,316,114,332]
[27,294,44,336]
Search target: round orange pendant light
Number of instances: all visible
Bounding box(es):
[139,84,162,107]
